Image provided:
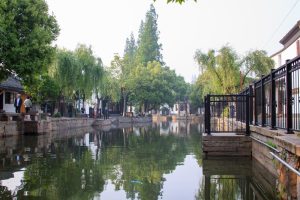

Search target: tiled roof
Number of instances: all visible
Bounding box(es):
[0,77,24,92]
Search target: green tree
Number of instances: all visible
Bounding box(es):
[194,46,274,96]
[136,4,163,66]
[127,61,187,112]
[189,80,203,110]
[26,74,60,103]
[50,46,104,112]
[0,0,59,85]
[194,46,240,94]
[51,49,79,99]
[241,50,274,88]
[123,33,137,69]
[74,44,102,108]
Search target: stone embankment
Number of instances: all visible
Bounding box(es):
[0,112,152,137]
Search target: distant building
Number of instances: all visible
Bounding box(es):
[271,20,300,68]
[0,77,25,113]
[169,101,190,116]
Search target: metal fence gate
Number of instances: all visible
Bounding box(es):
[205,95,250,135]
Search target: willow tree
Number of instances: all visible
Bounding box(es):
[74,44,103,108]
[50,46,104,113]
[51,49,79,98]
[194,46,274,95]
[194,46,240,94]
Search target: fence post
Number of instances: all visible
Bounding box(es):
[254,82,258,125]
[246,95,250,136]
[270,69,276,129]
[286,60,293,133]
[261,77,266,126]
[205,95,211,135]
[249,85,253,125]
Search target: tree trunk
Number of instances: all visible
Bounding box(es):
[123,94,126,117]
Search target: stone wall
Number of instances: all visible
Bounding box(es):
[250,126,300,199]
[0,121,23,137]
[203,133,252,157]
[24,118,94,134]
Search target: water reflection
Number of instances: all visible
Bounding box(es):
[0,121,280,199]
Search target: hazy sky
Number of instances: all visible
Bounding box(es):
[46,0,300,82]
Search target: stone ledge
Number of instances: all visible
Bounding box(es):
[274,135,300,156]
[250,125,300,156]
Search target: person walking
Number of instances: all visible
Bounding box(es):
[14,94,22,113]
[24,96,32,113]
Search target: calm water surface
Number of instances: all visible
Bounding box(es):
[0,121,278,199]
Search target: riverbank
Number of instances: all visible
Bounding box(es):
[0,115,153,137]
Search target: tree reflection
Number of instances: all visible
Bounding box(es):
[196,175,247,200]
[0,122,202,200]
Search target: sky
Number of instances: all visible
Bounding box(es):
[46,0,300,83]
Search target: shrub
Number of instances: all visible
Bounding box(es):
[53,112,61,118]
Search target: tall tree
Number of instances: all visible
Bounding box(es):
[124,33,137,65]
[51,49,79,98]
[0,0,59,85]
[74,44,99,108]
[135,5,163,66]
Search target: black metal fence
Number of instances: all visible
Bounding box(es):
[205,55,300,134]
[252,55,300,132]
[205,95,250,135]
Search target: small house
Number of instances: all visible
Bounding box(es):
[0,77,25,113]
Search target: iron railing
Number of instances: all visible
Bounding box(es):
[204,55,300,134]
[253,55,300,132]
[204,94,250,135]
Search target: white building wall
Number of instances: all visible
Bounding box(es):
[272,39,300,68]
[3,92,16,113]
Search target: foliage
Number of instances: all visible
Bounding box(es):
[135,4,163,66]
[50,49,79,98]
[242,50,274,87]
[189,80,203,109]
[266,140,277,149]
[101,4,188,113]
[194,46,240,94]
[193,46,274,101]
[25,74,60,103]
[50,45,104,105]
[127,61,188,111]
[53,112,61,118]
[221,106,229,118]
[0,0,59,86]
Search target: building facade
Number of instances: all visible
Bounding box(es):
[271,20,300,68]
[0,77,25,113]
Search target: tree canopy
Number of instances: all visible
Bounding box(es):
[0,0,59,86]
[100,4,188,113]
[192,45,274,101]
[136,4,163,66]
[50,45,104,107]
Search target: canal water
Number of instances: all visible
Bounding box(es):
[0,121,279,199]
